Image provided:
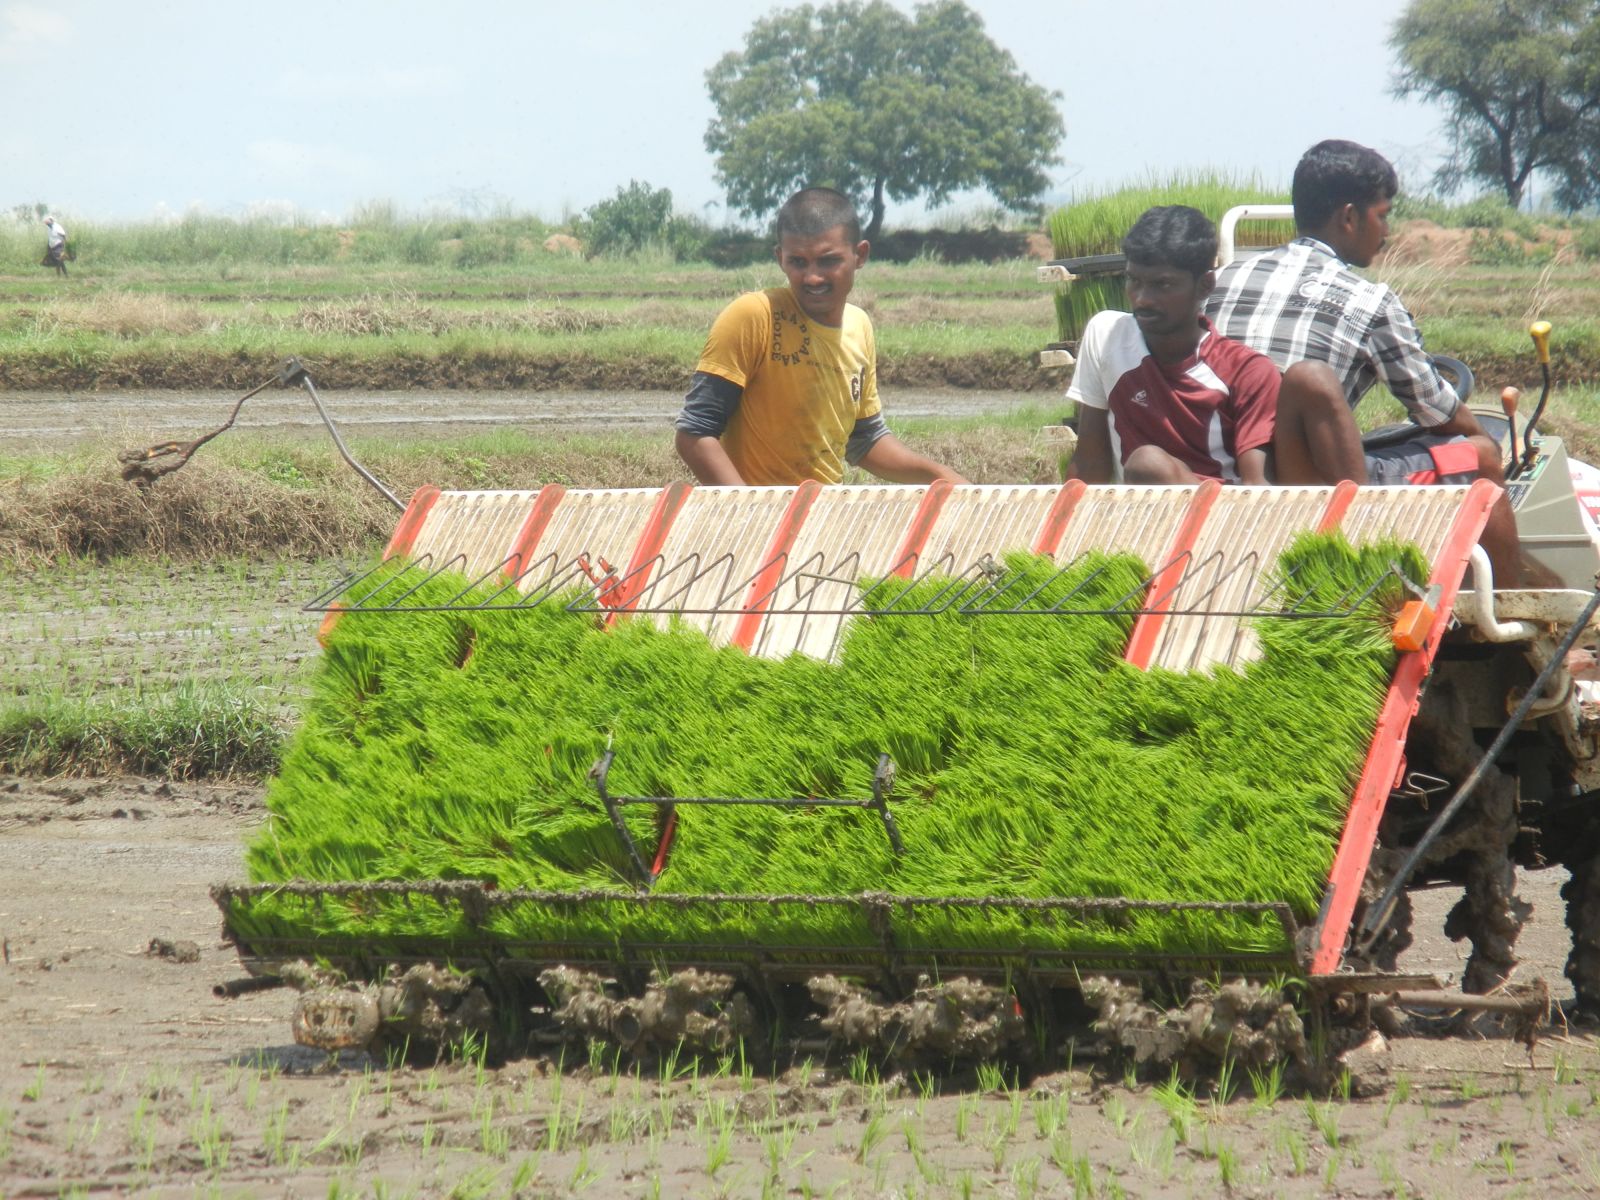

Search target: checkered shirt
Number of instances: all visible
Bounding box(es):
[1204,236,1457,427]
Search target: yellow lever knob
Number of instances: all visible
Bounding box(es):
[1530,320,1552,365]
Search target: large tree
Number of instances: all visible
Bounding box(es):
[704,0,1063,240]
[1390,0,1600,210]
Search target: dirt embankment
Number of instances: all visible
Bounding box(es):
[0,350,1064,393]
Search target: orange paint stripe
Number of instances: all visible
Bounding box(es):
[1309,479,1501,975]
[383,485,441,561]
[1122,480,1221,669]
[732,481,821,651]
[889,480,954,578]
[608,481,692,617]
[1315,480,1359,533]
[501,484,567,582]
[321,485,442,646]
[1030,480,1087,556]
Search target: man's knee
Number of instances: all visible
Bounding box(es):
[1279,361,1346,416]
[1470,434,1505,482]
[1123,444,1190,483]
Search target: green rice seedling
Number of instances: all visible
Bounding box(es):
[21,1066,44,1102]
[1215,1139,1239,1189]
[1304,1097,1341,1149]
[1153,1069,1198,1143]
[1046,171,1292,339]
[238,533,1419,971]
[262,1101,289,1165]
[1275,1123,1308,1175]
[1012,1155,1042,1198]
[1032,1093,1068,1139]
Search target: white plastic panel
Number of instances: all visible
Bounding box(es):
[643,487,799,646]
[1149,485,1337,674]
[410,489,542,580]
[1054,484,1199,564]
[751,485,931,662]
[918,484,1062,575]
[515,488,664,595]
[1338,484,1475,566]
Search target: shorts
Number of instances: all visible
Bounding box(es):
[1363,432,1480,485]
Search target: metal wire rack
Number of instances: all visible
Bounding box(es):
[305,545,1422,625]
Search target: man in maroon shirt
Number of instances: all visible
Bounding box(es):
[1067,206,1279,484]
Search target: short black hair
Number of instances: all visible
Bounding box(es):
[1120,205,1217,277]
[774,188,861,244]
[1292,140,1399,230]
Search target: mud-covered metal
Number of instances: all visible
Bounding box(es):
[213,880,1304,987]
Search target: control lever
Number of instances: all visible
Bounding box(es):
[1501,386,1520,479]
[1519,320,1553,475]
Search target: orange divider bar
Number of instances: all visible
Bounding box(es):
[888,479,954,578]
[501,484,568,581]
[1122,480,1221,669]
[1309,478,1501,975]
[731,481,822,651]
[383,485,441,560]
[1315,480,1359,533]
[1030,480,1087,556]
[607,481,693,618]
[321,484,443,647]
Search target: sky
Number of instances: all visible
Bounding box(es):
[1,0,1452,226]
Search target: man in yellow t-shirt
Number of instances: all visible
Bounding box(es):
[674,188,965,487]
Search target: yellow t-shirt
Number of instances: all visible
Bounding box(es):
[694,287,881,486]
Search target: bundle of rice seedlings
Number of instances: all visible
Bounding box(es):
[1047,171,1293,341]
[234,533,1420,966]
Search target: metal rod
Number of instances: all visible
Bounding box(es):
[1384,989,1547,1015]
[870,754,905,856]
[1358,583,1600,953]
[213,975,285,998]
[297,369,404,512]
[587,751,654,888]
[1521,361,1552,473]
[590,748,906,860]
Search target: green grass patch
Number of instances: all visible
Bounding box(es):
[231,532,1420,961]
[0,683,283,778]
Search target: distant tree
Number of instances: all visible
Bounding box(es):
[704,0,1063,241]
[579,181,709,260]
[1390,0,1600,210]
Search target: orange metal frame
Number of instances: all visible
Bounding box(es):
[1308,478,1500,974]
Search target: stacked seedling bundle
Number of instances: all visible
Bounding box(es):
[1048,172,1292,341]
[232,533,1423,966]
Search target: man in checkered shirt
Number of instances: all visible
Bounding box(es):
[1206,139,1525,584]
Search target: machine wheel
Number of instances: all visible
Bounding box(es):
[1562,849,1600,1016]
[1358,847,1414,972]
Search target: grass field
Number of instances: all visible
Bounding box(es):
[5,218,1600,778]
[4,228,1600,390]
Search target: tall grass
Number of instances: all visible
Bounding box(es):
[1046,172,1293,340]
[0,211,561,270]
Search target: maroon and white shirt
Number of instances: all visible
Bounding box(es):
[1067,311,1279,482]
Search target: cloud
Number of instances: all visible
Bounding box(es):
[245,139,376,184]
[271,63,457,101]
[0,2,71,61]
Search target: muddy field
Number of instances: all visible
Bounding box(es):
[0,387,1051,451]
[1,776,1597,1198]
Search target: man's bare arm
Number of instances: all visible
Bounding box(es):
[674,430,746,485]
[1237,447,1269,484]
[1065,407,1115,483]
[857,434,967,484]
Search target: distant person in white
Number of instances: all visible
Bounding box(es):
[43,216,68,276]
